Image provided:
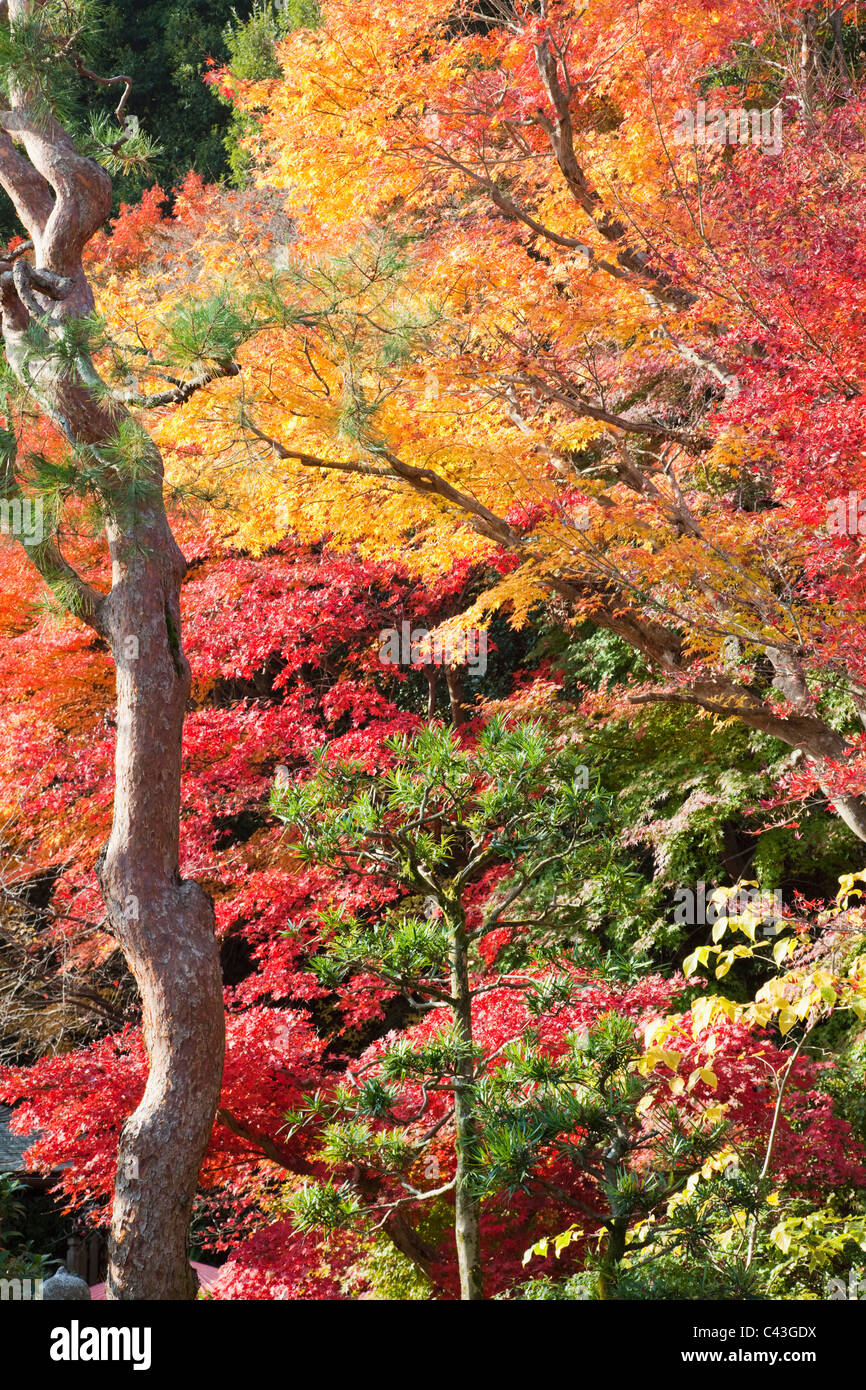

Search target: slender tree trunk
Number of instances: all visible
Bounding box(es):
[598,1218,628,1299]
[445,665,469,727]
[448,910,483,1300]
[425,665,438,722]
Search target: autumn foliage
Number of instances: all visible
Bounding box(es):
[2,0,866,1302]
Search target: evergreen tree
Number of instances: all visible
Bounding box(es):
[273,719,608,1299]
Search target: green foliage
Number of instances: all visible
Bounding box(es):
[342,1235,433,1300]
[520,693,863,972]
[762,1204,866,1298]
[220,0,322,185]
[818,1037,866,1145]
[593,1253,760,1300]
[272,720,619,1262]
[536,623,648,693]
[83,110,162,177]
[273,718,604,889]
[291,1178,364,1233]
[597,1189,866,1302]
[224,0,285,81]
[0,1175,55,1284]
[81,0,256,203]
[162,290,248,368]
[82,418,160,514]
[500,1270,596,1299]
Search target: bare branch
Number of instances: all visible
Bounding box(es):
[511,370,711,451]
[72,57,133,128]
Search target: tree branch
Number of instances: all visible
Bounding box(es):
[120,360,241,409]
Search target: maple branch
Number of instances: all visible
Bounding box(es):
[417,137,634,281]
[216,1107,317,1175]
[509,370,711,450]
[532,36,694,312]
[628,684,841,748]
[242,418,393,479]
[630,681,866,839]
[377,444,526,548]
[242,415,527,550]
[659,327,741,400]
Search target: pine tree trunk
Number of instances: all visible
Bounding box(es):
[0,0,227,1299]
[0,338,227,1299]
[448,911,483,1300]
[96,521,225,1301]
[598,1218,628,1299]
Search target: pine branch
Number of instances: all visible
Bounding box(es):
[118,360,241,409]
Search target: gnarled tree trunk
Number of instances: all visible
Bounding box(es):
[0,0,226,1299]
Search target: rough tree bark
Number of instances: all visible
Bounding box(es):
[0,0,225,1299]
